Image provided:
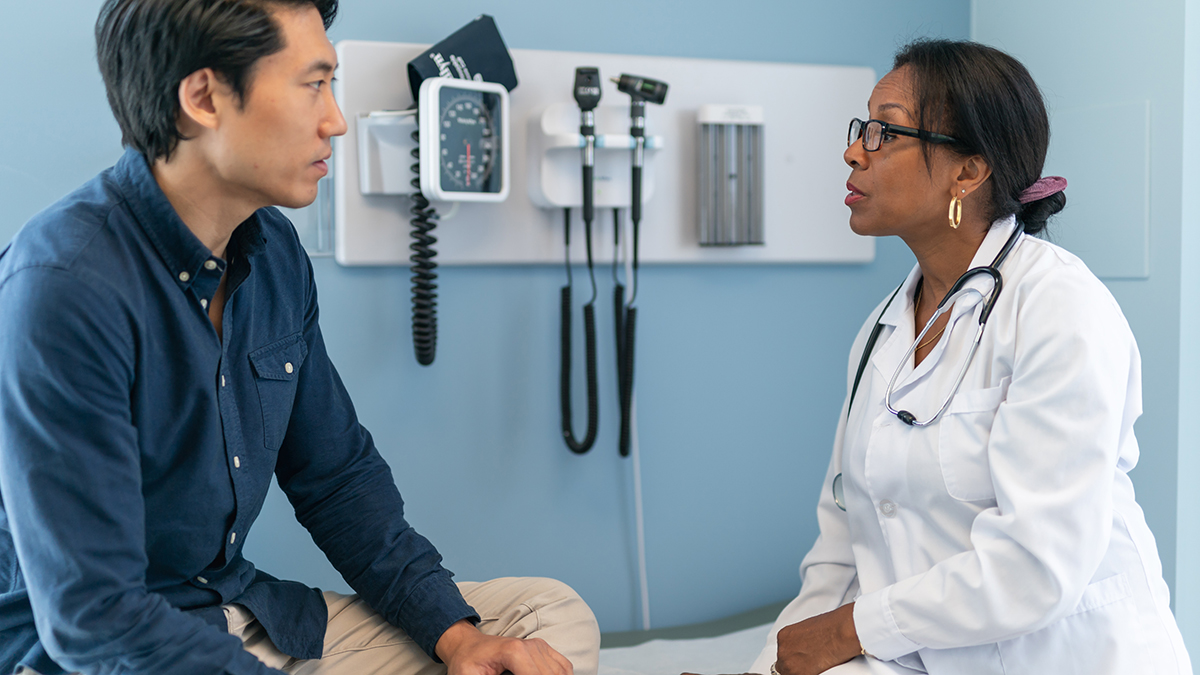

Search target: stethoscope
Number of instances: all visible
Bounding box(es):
[831,226,1023,511]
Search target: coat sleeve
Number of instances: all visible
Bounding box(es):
[853,266,1141,659]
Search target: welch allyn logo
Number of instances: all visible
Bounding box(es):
[429,52,453,78]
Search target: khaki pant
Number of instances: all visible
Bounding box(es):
[226,577,600,675]
[19,577,599,675]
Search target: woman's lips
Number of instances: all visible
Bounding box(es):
[845,182,865,206]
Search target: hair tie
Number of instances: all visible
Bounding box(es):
[1018,176,1067,204]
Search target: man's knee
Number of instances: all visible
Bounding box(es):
[521,578,600,675]
[523,578,597,627]
[461,576,600,668]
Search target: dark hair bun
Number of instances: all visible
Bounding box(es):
[1016,192,1066,236]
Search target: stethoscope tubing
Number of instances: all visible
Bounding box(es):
[885,283,990,427]
[832,226,1024,510]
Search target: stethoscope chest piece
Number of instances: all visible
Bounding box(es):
[832,472,847,511]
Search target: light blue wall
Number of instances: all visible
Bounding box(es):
[1177,0,1200,653]
[0,1,973,633]
[974,0,1192,652]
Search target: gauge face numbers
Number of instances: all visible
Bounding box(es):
[437,89,502,193]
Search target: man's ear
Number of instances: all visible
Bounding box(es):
[176,68,225,136]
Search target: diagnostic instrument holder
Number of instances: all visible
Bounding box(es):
[560,67,603,455]
[612,72,668,457]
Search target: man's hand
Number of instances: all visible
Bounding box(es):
[774,602,861,675]
[435,619,574,675]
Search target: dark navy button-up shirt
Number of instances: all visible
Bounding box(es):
[0,149,478,675]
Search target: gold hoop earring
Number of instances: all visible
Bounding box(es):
[948,190,964,229]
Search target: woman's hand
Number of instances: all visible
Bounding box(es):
[774,602,862,675]
[680,603,861,675]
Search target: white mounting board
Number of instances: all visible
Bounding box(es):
[333,40,876,266]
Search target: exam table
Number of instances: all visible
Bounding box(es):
[598,601,788,675]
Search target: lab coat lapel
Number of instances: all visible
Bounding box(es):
[869,266,922,390]
[872,217,1023,401]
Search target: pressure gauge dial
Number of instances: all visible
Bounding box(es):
[418,78,510,203]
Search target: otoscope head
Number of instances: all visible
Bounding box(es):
[574,67,602,111]
[611,73,668,105]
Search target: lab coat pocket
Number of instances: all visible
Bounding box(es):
[997,574,1139,674]
[248,333,309,450]
[937,377,1009,501]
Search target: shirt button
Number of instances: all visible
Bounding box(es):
[196,576,208,584]
[285,362,294,374]
[230,532,237,544]
[200,298,208,309]
[234,456,241,469]
[178,271,190,282]
[204,260,218,271]
[221,375,226,387]
[879,499,898,518]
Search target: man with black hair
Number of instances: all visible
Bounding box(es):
[0,2,599,674]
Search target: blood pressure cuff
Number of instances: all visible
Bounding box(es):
[407,14,518,100]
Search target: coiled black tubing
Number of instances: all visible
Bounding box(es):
[617,306,636,456]
[560,286,599,453]
[410,126,438,366]
[561,207,600,454]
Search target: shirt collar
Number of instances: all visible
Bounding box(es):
[877,215,1023,328]
[966,215,1021,279]
[113,148,268,290]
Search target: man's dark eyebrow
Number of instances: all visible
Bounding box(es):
[304,59,337,76]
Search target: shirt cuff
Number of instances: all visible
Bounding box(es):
[395,573,480,662]
[853,586,922,661]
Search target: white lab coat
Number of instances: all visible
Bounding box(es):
[750,217,1192,674]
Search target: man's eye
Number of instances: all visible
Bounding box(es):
[309,81,325,91]
[882,133,897,142]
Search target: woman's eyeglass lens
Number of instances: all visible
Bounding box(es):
[848,118,884,151]
[848,118,957,152]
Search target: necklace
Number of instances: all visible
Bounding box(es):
[914,281,946,350]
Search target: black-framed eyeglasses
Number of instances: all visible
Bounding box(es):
[848,118,958,152]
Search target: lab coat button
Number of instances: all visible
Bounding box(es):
[879,499,898,518]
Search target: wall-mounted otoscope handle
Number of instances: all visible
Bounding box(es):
[561,68,602,455]
[611,74,668,105]
[611,73,667,457]
[611,75,667,227]
[575,67,601,225]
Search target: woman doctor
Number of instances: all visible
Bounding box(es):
[745,40,1192,674]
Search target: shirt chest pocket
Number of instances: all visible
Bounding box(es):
[937,377,1009,501]
[248,334,308,450]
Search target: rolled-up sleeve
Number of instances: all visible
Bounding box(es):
[0,267,279,675]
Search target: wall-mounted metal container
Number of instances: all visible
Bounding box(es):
[697,104,764,246]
